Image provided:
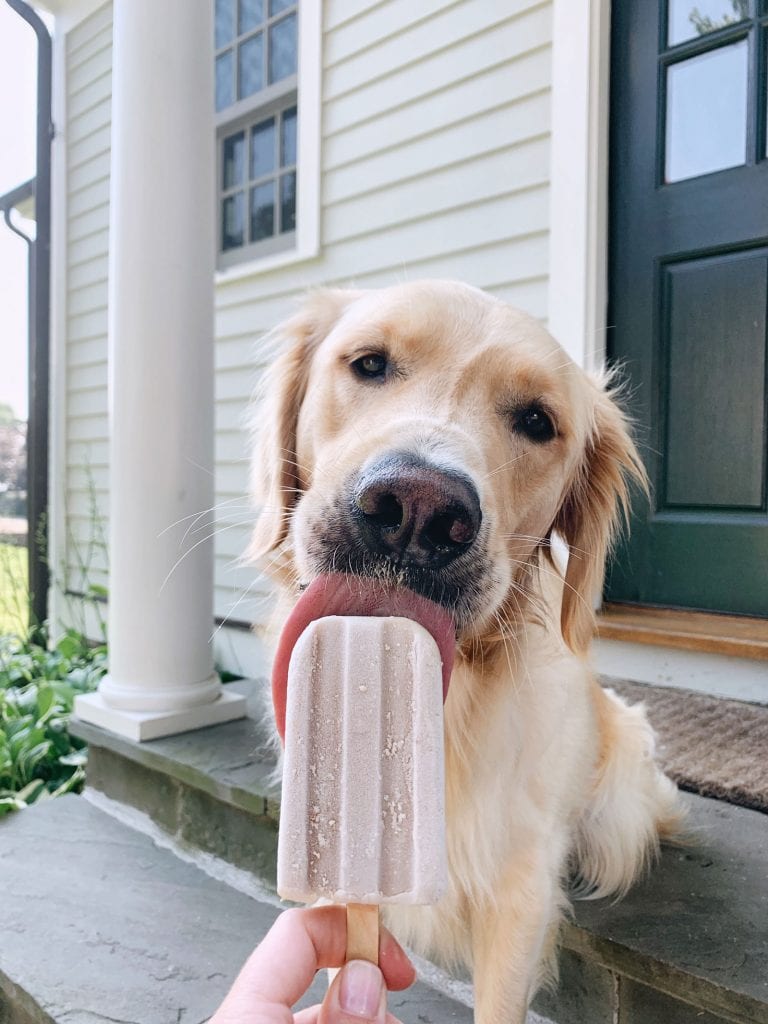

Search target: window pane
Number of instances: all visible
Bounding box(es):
[269,13,298,83]
[239,0,264,34]
[251,181,276,241]
[223,132,245,189]
[269,0,294,14]
[668,0,750,46]
[215,0,235,49]
[239,33,264,99]
[222,192,245,250]
[215,51,235,111]
[251,118,276,178]
[281,106,297,166]
[280,172,296,233]
[665,41,748,182]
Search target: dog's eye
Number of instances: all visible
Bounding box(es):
[517,406,555,442]
[352,353,388,381]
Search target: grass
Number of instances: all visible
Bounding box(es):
[0,542,28,638]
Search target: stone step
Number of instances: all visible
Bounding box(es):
[70,679,768,1024]
[0,794,475,1024]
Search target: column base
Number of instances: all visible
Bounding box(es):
[74,689,247,742]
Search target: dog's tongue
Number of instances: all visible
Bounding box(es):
[271,573,456,742]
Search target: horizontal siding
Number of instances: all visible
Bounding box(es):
[62,3,112,610]
[324,89,549,203]
[59,0,555,662]
[324,0,455,63]
[210,0,554,663]
[324,6,547,127]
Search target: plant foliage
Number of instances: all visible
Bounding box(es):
[0,628,106,817]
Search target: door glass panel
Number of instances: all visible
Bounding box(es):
[280,172,296,232]
[665,41,748,182]
[668,0,750,46]
[222,192,245,250]
[222,132,245,189]
[239,33,264,99]
[251,181,275,241]
[280,107,297,166]
[215,51,235,111]
[251,118,276,178]
[239,0,264,34]
[269,13,298,83]
[215,0,235,49]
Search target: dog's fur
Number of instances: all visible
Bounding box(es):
[249,281,682,1022]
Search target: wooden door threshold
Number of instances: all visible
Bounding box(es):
[596,603,768,661]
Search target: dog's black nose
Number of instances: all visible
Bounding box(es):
[352,454,481,569]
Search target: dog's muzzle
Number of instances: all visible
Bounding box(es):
[350,452,482,570]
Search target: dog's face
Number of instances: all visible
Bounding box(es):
[251,281,644,654]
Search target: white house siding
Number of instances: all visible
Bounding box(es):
[59,2,112,639]
[212,0,553,670]
[57,0,554,675]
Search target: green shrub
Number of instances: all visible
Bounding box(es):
[0,628,106,816]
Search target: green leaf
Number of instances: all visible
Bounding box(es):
[48,767,85,798]
[15,778,46,803]
[36,684,56,720]
[0,796,23,816]
[56,632,81,660]
[58,749,87,767]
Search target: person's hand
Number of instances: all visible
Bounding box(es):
[210,906,416,1023]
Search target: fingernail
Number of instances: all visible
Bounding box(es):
[339,959,384,1019]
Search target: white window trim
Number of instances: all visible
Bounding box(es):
[215,0,321,284]
[547,0,611,375]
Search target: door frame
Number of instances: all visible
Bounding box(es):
[548,0,612,374]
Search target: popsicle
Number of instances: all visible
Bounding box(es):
[277,614,448,961]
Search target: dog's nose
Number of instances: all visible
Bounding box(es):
[352,454,481,568]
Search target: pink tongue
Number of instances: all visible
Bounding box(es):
[271,573,456,742]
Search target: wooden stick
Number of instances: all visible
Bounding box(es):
[346,903,379,964]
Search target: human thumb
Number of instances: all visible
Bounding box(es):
[320,959,387,1023]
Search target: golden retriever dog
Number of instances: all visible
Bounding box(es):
[249,280,682,1023]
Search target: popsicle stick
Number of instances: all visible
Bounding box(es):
[346,903,379,964]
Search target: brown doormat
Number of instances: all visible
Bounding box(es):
[605,677,768,815]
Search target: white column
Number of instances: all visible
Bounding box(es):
[76,0,246,741]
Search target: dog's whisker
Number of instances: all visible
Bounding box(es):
[159,521,254,594]
[482,451,530,480]
[210,577,271,643]
[158,494,253,538]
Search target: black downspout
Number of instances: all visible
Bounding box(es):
[5,0,52,634]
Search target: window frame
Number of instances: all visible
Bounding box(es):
[214,0,321,278]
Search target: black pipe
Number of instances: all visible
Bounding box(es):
[4,0,52,636]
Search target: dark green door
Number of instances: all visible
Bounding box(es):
[606,0,768,616]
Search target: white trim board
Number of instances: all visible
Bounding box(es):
[547,0,611,372]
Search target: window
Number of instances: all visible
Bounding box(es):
[215,0,300,268]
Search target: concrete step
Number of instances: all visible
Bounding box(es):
[0,794,475,1024]
[70,679,768,1024]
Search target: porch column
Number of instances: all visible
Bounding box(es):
[75,0,246,741]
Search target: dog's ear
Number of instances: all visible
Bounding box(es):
[554,381,648,654]
[248,289,361,561]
